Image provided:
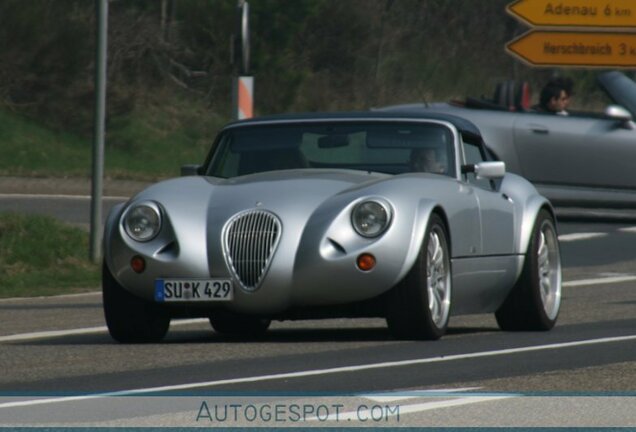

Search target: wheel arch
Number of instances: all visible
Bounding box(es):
[518,198,556,256]
[395,201,450,285]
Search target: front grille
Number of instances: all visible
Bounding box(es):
[223,210,282,291]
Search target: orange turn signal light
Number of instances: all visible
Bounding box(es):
[131,255,146,274]
[357,253,376,271]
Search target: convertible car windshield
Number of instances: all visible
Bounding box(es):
[206,122,456,178]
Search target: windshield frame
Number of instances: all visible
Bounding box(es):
[203,118,463,180]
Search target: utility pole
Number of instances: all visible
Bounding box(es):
[233,0,253,120]
[90,0,108,263]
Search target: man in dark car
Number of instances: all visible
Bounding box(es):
[534,78,572,115]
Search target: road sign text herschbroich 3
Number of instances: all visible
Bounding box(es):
[507,31,636,67]
[507,0,636,28]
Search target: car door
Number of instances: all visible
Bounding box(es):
[462,139,515,256]
[513,113,636,189]
[452,137,516,314]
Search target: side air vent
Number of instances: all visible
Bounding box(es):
[222,210,282,291]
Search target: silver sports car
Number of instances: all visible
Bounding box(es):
[102,112,562,342]
[380,71,636,209]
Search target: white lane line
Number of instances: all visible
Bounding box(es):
[619,226,636,233]
[0,193,129,201]
[307,394,513,421]
[563,274,636,288]
[558,232,606,242]
[365,387,482,402]
[0,291,101,303]
[1,334,635,410]
[0,326,107,343]
[0,319,208,343]
[372,394,513,417]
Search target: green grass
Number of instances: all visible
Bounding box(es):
[0,93,228,181]
[0,213,100,298]
[0,110,92,178]
[0,93,229,298]
[105,94,226,180]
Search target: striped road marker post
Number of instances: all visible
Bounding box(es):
[235,76,253,119]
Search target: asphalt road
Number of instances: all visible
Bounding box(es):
[1,196,635,427]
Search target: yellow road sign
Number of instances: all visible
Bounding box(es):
[507,31,636,67]
[507,0,636,27]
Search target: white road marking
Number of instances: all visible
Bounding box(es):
[563,274,636,287]
[1,334,635,410]
[365,387,482,402]
[0,326,106,343]
[0,193,128,201]
[618,226,636,233]
[307,394,514,421]
[0,291,100,303]
[0,319,208,343]
[558,232,606,242]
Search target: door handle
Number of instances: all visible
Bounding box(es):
[529,124,549,134]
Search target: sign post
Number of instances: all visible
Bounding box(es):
[233,1,253,120]
[90,0,108,263]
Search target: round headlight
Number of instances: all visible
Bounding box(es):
[124,203,161,242]
[352,200,391,238]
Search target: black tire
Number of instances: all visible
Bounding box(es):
[495,209,561,331]
[386,213,451,340]
[209,310,271,338]
[103,262,170,343]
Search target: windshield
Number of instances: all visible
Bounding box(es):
[206,122,456,178]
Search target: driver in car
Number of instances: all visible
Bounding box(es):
[409,146,447,175]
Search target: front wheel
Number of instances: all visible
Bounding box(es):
[496,209,562,331]
[386,213,451,340]
[103,262,170,343]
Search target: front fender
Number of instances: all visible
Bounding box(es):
[394,199,438,285]
[518,196,555,256]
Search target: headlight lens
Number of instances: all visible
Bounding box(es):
[352,200,391,238]
[124,203,161,242]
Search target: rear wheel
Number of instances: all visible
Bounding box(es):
[386,213,451,340]
[209,310,271,338]
[495,209,561,331]
[102,262,170,343]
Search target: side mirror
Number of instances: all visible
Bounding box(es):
[462,161,506,179]
[605,105,635,130]
[180,164,202,176]
[605,105,632,121]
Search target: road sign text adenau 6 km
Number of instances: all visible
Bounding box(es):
[508,0,636,27]
[506,0,636,67]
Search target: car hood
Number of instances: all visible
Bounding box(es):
[597,71,636,116]
[132,169,392,222]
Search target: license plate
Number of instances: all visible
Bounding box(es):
[154,279,233,302]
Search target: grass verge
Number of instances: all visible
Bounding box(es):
[0,92,227,181]
[0,213,99,298]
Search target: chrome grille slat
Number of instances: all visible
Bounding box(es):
[223,210,281,291]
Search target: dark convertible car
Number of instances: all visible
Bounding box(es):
[380,71,636,209]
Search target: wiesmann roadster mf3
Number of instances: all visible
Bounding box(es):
[102,111,562,342]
